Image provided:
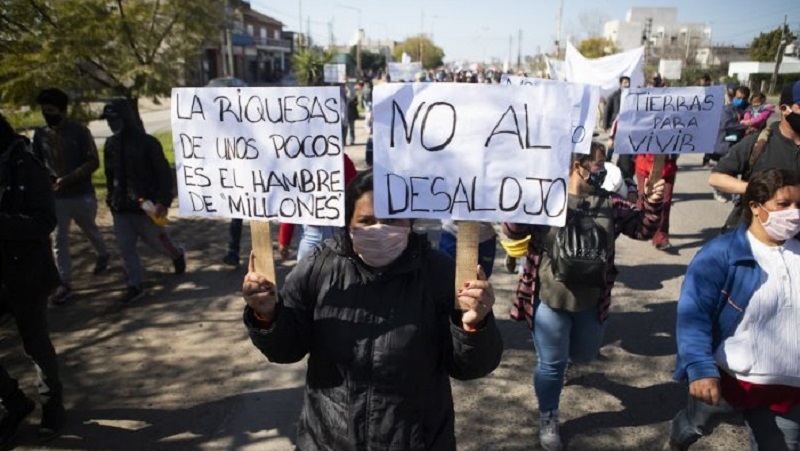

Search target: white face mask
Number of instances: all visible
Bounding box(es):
[350,224,410,268]
[760,205,800,242]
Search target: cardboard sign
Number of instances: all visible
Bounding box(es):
[614,86,726,155]
[500,75,600,154]
[372,82,576,227]
[658,60,683,81]
[324,63,346,84]
[170,87,345,226]
[388,62,423,82]
[564,43,646,99]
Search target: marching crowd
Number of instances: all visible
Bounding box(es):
[0,70,799,450]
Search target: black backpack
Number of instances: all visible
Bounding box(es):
[550,196,610,287]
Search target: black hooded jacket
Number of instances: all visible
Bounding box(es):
[0,137,60,293]
[103,99,173,213]
[244,233,503,450]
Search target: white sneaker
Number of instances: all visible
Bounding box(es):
[712,189,729,203]
[539,410,563,451]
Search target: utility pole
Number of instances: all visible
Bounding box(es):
[517,29,523,72]
[555,0,564,57]
[769,15,788,94]
[642,17,653,64]
[298,0,303,49]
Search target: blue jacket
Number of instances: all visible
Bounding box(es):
[673,223,763,383]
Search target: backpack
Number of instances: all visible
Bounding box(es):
[550,196,610,287]
[720,127,771,233]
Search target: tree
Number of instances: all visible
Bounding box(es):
[349,46,387,74]
[392,35,444,69]
[576,37,618,58]
[749,25,795,62]
[291,48,332,86]
[0,0,222,108]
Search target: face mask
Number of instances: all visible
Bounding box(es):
[350,224,410,268]
[785,110,800,135]
[732,98,748,109]
[584,167,607,191]
[759,205,800,242]
[43,112,62,127]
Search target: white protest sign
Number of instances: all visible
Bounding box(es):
[372,83,575,226]
[545,56,565,80]
[564,43,645,99]
[388,62,423,82]
[170,87,345,226]
[500,74,600,154]
[658,59,683,81]
[323,64,346,84]
[614,86,725,155]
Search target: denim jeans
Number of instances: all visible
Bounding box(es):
[52,194,109,284]
[670,394,800,450]
[297,225,337,262]
[532,302,605,412]
[438,231,497,278]
[112,213,183,287]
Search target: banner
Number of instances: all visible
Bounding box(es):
[170,87,345,226]
[323,63,346,84]
[500,74,600,154]
[564,43,645,99]
[614,86,725,155]
[658,60,683,81]
[372,83,576,226]
[388,62,423,82]
[545,56,565,80]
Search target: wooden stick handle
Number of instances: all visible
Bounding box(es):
[249,221,277,300]
[455,221,480,310]
[648,154,666,191]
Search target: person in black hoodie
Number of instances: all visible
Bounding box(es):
[0,112,65,445]
[101,100,186,304]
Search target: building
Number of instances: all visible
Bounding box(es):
[202,0,293,85]
[604,7,711,64]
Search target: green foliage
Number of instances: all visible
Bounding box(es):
[576,37,619,58]
[392,35,445,69]
[749,25,795,62]
[291,48,333,86]
[0,0,223,106]
[349,46,387,73]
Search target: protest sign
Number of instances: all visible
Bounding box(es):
[614,86,725,155]
[564,43,645,99]
[323,63,346,84]
[545,56,565,80]
[388,62,423,82]
[170,86,346,227]
[500,74,599,154]
[372,82,576,227]
[659,60,683,81]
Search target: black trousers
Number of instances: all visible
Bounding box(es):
[0,285,62,403]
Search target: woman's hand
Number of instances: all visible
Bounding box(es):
[458,265,495,330]
[644,178,666,204]
[242,251,277,318]
[689,377,720,406]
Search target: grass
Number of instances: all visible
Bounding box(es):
[92,130,175,198]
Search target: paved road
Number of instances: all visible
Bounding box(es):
[0,114,751,450]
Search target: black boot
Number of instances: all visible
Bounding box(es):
[38,396,64,442]
[0,389,35,449]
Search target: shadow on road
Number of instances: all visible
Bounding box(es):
[615,263,686,291]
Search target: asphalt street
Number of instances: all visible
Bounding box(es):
[0,110,752,450]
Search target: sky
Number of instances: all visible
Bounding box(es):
[250,0,799,62]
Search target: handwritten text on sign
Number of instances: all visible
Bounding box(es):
[615,86,725,154]
[373,83,575,226]
[501,74,599,154]
[170,87,345,226]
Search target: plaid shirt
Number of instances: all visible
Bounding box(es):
[502,192,663,328]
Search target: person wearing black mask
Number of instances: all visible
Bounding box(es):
[710,81,800,209]
[0,112,65,445]
[32,88,110,305]
[101,100,186,304]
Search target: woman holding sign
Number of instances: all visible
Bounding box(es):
[503,143,665,451]
[241,170,503,450]
[666,169,800,451]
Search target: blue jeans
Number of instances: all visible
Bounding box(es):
[438,231,496,278]
[533,302,605,412]
[670,393,800,450]
[297,225,337,262]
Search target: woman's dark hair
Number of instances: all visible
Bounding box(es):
[751,92,766,103]
[571,142,606,168]
[0,112,18,152]
[736,86,751,98]
[344,169,374,226]
[742,169,800,223]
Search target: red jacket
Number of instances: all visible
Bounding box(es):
[634,154,678,179]
[279,153,358,247]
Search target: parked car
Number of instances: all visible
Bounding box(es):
[206,77,248,88]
